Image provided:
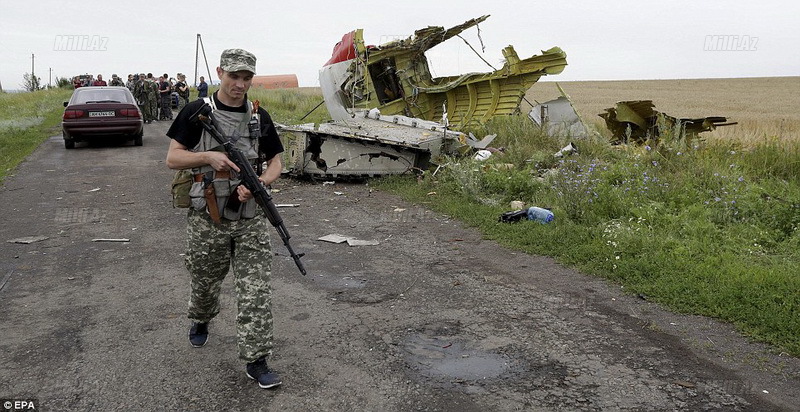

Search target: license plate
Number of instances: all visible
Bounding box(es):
[89,111,115,117]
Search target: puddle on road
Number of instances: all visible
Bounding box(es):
[403,333,512,390]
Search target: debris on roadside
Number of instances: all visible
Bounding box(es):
[279,15,568,179]
[7,235,50,244]
[529,84,588,139]
[599,100,736,144]
[91,238,130,242]
[318,233,380,246]
[553,142,578,158]
[474,150,492,161]
[318,234,350,244]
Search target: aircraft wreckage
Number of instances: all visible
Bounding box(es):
[599,100,736,144]
[279,15,567,178]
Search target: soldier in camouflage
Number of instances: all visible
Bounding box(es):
[146,73,159,121]
[165,48,285,389]
[133,73,154,123]
[109,74,125,87]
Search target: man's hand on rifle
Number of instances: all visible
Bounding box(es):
[235,177,267,202]
[203,151,240,173]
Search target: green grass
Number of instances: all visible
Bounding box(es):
[375,115,800,356]
[0,88,73,182]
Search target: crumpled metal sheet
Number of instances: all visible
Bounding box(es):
[599,100,735,143]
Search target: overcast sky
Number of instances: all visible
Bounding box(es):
[1,0,798,89]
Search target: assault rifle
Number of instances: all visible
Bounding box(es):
[191,103,307,276]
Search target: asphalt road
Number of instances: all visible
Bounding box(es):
[1,119,798,411]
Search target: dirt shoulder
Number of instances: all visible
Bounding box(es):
[0,121,797,411]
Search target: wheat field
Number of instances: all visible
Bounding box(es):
[523,77,800,144]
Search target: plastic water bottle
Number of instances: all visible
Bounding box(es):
[527,206,554,224]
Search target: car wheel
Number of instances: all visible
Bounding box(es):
[63,131,75,149]
[134,133,143,146]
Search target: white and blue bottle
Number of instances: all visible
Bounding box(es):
[527,207,554,224]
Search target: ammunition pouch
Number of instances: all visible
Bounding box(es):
[171,169,193,208]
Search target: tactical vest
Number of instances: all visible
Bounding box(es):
[188,96,261,221]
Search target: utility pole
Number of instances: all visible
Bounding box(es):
[194,34,200,87]
[31,53,35,80]
[194,34,212,86]
[49,67,52,88]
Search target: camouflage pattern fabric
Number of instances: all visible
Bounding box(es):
[133,80,154,122]
[184,209,274,362]
[147,80,159,120]
[220,48,257,73]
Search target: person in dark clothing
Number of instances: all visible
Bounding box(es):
[197,76,209,98]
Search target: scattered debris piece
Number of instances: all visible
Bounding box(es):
[474,150,492,161]
[530,87,588,139]
[599,100,736,144]
[672,380,697,389]
[346,239,380,247]
[466,133,497,150]
[91,238,130,243]
[553,142,578,158]
[276,204,300,208]
[318,234,352,244]
[88,188,101,192]
[318,233,379,246]
[7,235,49,244]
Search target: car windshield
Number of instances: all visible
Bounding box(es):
[72,89,133,105]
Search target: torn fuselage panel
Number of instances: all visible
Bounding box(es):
[319,15,568,130]
[278,110,467,178]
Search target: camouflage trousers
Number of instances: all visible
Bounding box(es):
[139,102,154,122]
[148,97,159,120]
[185,209,274,362]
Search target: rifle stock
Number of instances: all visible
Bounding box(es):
[193,104,307,276]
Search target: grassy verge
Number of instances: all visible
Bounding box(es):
[374,115,800,357]
[0,88,73,183]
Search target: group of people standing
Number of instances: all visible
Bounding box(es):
[72,73,126,88]
[125,73,208,124]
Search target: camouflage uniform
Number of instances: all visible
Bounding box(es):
[109,75,125,87]
[133,77,153,123]
[146,79,159,121]
[168,49,284,372]
[185,209,274,361]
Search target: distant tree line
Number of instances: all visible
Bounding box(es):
[18,72,73,92]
